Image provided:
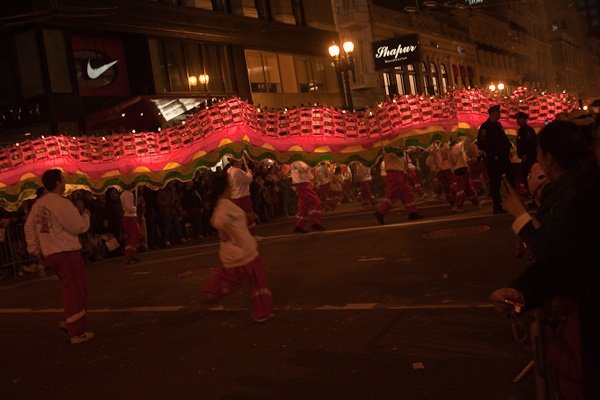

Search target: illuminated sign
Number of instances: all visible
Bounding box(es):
[372,34,421,70]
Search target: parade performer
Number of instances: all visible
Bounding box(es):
[120,189,142,264]
[227,157,258,235]
[465,138,488,195]
[450,137,480,211]
[352,162,376,206]
[477,104,514,213]
[374,149,423,224]
[406,149,426,200]
[202,173,274,323]
[291,160,325,233]
[425,143,444,199]
[432,141,458,207]
[314,161,334,211]
[24,169,94,344]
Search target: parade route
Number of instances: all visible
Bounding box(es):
[1,203,535,400]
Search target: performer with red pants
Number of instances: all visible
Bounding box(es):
[202,173,274,323]
[450,138,480,211]
[353,162,376,206]
[374,150,424,224]
[24,169,94,344]
[466,140,488,194]
[120,189,142,264]
[433,142,459,207]
[227,157,258,236]
[291,160,325,233]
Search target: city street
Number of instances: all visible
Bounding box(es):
[1,200,536,400]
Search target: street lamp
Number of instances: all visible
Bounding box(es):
[328,40,355,110]
[488,82,505,93]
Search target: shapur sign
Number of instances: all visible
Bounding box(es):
[372,34,421,70]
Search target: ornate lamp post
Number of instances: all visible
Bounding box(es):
[328,40,355,110]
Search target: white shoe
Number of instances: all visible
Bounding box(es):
[70,331,94,344]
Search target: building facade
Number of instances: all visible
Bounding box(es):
[332,0,599,108]
[547,0,600,101]
[0,0,341,143]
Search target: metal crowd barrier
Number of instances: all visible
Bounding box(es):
[0,224,97,279]
[0,223,37,278]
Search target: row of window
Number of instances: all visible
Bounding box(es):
[382,62,453,97]
[245,50,338,94]
[149,39,236,94]
[147,39,338,95]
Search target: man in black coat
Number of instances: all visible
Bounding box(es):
[515,112,538,188]
[476,105,514,213]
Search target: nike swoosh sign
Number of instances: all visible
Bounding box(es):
[87,59,118,79]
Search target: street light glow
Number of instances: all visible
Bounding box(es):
[343,41,354,54]
[497,83,505,91]
[328,44,340,58]
[198,73,210,85]
[488,84,496,91]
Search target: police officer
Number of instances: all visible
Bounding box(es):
[515,112,538,187]
[476,105,514,213]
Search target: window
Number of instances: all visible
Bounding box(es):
[292,0,306,26]
[395,67,407,95]
[246,50,281,92]
[382,67,406,96]
[406,64,417,95]
[150,39,235,93]
[247,50,333,94]
[255,0,272,19]
[383,73,393,96]
[295,56,327,92]
[430,63,439,94]
[421,62,429,94]
[440,64,448,93]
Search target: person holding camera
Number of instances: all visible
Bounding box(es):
[490,120,600,399]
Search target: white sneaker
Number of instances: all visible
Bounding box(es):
[70,331,94,344]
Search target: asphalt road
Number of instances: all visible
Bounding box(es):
[1,200,536,400]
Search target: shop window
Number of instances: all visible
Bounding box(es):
[440,64,448,93]
[246,50,281,93]
[430,63,439,95]
[294,56,327,92]
[395,67,407,95]
[383,73,393,96]
[406,64,417,95]
[421,62,429,95]
[150,38,235,93]
[383,67,407,96]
